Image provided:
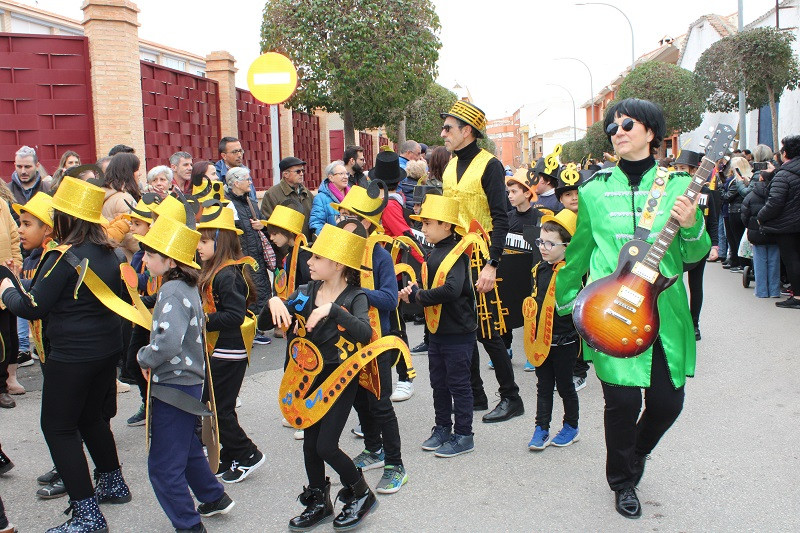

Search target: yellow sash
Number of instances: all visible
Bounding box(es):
[274,234,308,301]
[522,261,564,367]
[203,257,259,360]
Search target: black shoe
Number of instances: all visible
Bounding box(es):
[37,477,67,499]
[289,478,333,531]
[729,266,743,273]
[694,326,701,341]
[473,392,489,411]
[215,459,232,478]
[333,472,377,531]
[721,262,732,269]
[221,450,265,483]
[633,455,648,487]
[0,447,13,475]
[17,350,34,367]
[482,397,524,423]
[410,342,428,354]
[776,297,800,309]
[38,466,59,485]
[176,523,207,533]
[615,487,642,518]
[197,492,235,517]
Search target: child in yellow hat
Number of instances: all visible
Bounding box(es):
[135,213,235,532]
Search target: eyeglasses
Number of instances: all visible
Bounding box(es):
[287,169,305,175]
[441,124,462,133]
[605,117,641,136]
[235,176,252,182]
[227,149,245,155]
[534,238,568,250]
[331,171,348,177]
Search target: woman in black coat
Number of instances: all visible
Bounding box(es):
[742,170,781,298]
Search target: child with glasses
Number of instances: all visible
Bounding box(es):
[526,209,580,451]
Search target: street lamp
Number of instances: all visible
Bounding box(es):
[558,56,594,122]
[546,84,577,142]
[575,2,635,70]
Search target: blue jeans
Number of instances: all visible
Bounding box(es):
[17,317,29,352]
[718,213,728,259]
[752,244,781,297]
[429,340,474,436]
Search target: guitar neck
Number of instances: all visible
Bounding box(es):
[641,159,713,269]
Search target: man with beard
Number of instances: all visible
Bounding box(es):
[10,146,50,205]
[344,145,369,188]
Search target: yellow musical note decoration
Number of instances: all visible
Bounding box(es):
[560,163,580,186]
[544,144,562,175]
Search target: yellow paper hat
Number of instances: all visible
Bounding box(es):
[193,177,229,206]
[329,186,384,231]
[123,198,153,224]
[410,194,463,232]
[541,208,578,236]
[13,192,54,227]
[151,194,186,224]
[266,205,305,236]
[301,224,366,271]
[196,205,243,235]
[440,101,487,138]
[135,214,201,269]
[51,176,108,225]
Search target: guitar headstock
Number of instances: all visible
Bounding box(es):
[703,124,736,161]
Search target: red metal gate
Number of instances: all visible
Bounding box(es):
[0,33,95,180]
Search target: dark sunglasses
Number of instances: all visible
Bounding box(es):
[441,124,462,133]
[605,117,639,136]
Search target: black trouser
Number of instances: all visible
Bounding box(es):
[535,342,579,430]
[0,309,18,394]
[601,340,684,491]
[205,357,256,463]
[0,493,8,529]
[126,324,150,403]
[41,355,122,501]
[500,329,513,350]
[304,366,360,489]
[470,324,520,402]
[686,253,710,327]
[573,343,589,378]
[776,232,800,295]
[354,351,402,466]
[724,213,746,268]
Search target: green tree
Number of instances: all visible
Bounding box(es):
[584,121,613,161]
[261,0,441,147]
[694,26,800,150]
[561,138,587,163]
[617,60,705,135]
[385,83,457,146]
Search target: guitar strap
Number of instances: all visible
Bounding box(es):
[633,167,670,240]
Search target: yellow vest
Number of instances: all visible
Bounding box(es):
[442,149,494,231]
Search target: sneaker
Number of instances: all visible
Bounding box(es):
[523,360,535,372]
[116,379,130,394]
[507,348,513,359]
[17,351,34,367]
[127,403,146,426]
[488,359,494,370]
[37,466,59,485]
[410,342,428,354]
[434,433,474,458]
[253,333,271,345]
[528,426,550,450]
[36,477,67,499]
[197,492,235,517]
[293,430,304,440]
[421,425,452,451]
[573,376,586,392]
[281,417,293,428]
[215,459,232,478]
[776,297,800,309]
[235,396,242,408]
[221,450,265,483]
[375,465,408,494]
[353,448,385,471]
[351,424,364,438]
[390,381,414,402]
[0,449,14,475]
[729,266,743,273]
[551,423,580,447]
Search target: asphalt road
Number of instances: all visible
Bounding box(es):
[1,262,798,532]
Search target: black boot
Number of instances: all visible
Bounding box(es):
[94,467,132,504]
[333,471,377,531]
[289,478,333,532]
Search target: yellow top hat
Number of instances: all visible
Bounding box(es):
[541,208,577,236]
[196,205,243,235]
[123,198,153,224]
[266,205,305,236]
[410,194,464,233]
[51,176,108,225]
[301,224,366,271]
[135,214,201,269]
[440,101,487,138]
[329,186,384,231]
[151,195,187,224]
[13,192,53,227]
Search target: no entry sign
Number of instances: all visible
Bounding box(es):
[246,52,298,105]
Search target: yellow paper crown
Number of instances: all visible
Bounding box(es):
[151,194,186,224]
[266,205,305,236]
[541,208,578,236]
[441,101,487,134]
[123,198,153,224]
[135,214,201,269]
[410,194,463,232]
[301,224,366,271]
[196,205,243,235]
[330,186,384,231]
[13,192,53,227]
[51,176,107,225]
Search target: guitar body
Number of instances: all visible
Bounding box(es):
[573,240,677,358]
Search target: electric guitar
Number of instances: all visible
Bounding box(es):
[572,124,735,358]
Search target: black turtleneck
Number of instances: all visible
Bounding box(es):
[452,140,509,261]
[618,155,656,188]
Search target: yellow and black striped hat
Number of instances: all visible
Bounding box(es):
[440,101,487,138]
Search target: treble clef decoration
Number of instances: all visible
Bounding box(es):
[544,144,562,175]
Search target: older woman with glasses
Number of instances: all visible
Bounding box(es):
[310,160,349,237]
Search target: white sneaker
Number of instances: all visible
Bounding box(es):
[573,376,587,392]
[116,379,130,394]
[281,417,293,428]
[390,381,414,402]
[235,396,242,408]
[294,430,304,440]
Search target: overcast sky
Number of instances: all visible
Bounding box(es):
[23,0,778,133]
